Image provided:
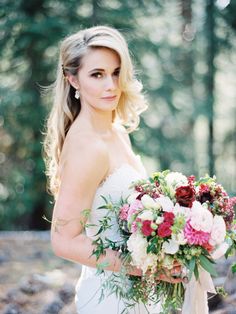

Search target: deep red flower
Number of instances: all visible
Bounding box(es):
[141,220,154,236]
[175,185,195,208]
[163,212,175,225]
[188,175,195,185]
[157,222,172,238]
[135,185,144,193]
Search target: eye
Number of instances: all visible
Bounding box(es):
[113,69,120,77]
[91,72,103,78]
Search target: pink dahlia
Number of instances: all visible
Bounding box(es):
[184,220,210,245]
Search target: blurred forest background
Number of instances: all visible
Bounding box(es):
[0,0,235,230]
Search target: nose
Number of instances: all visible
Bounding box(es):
[105,75,116,91]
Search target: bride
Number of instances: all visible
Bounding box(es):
[43,25,183,313]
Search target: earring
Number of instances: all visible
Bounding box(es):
[75,90,80,99]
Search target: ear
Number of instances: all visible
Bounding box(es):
[67,73,80,90]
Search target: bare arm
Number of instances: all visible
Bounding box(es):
[50,134,141,274]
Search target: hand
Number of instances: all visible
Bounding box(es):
[151,260,186,284]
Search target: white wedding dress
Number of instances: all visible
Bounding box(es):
[75,159,162,314]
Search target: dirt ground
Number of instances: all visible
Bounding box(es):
[0,231,236,314]
[0,231,79,314]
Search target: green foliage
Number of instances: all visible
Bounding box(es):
[232,263,236,274]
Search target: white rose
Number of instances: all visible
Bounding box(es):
[141,194,160,209]
[209,215,226,246]
[127,233,157,273]
[127,192,140,204]
[138,210,154,221]
[172,231,187,245]
[127,233,147,267]
[162,239,179,255]
[211,242,229,260]
[127,233,147,255]
[189,201,213,233]
[165,172,188,189]
[157,195,174,212]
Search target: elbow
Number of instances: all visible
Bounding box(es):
[50,232,67,259]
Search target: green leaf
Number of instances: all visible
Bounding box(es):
[231,263,236,274]
[199,255,218,277]
[96,260,110,274]
[187,257,196,280]
[194,264,199,280]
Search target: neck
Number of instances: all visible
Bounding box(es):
[78,103,115,135]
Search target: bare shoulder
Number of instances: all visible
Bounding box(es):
[59,130,109,184]
[113,123,131,147]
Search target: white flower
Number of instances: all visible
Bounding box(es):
[189,201,213,233]
[162,255,174,269]
[141,194,160,209]
[209,215,226,246]
[211,242,229,259]
[165,172,188,189]
[141,253,157,273]
[172,231,187,245]
[127,192,140,204]
[127,233,147,266]
[157,195,174,212]
[173,203,191,218]
[127,233,156,273]
[138,210,154,221]
[156,216,164,224]
[162,239,179,255]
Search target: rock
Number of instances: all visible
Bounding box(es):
[2,304,22,314]
[19,275,47,295]
[5,288,28,305]
[42,298,64,314]
[58,283,74,304]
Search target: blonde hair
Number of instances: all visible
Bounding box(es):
[43,25,147,196]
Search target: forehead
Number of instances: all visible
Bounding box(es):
[80,47,120,71]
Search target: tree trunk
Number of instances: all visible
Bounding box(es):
[205,0,216,176]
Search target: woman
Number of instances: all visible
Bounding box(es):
[43,25,182,314]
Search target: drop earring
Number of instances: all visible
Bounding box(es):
[75,90,80,99]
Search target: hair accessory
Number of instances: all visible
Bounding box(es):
[75,90,80,99]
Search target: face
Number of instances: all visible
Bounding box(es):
[75,48,121,112]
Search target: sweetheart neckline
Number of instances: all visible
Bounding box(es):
[97,163,143,190]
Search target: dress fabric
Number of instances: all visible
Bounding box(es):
[75,159,162,314]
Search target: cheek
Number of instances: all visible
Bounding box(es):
[82,81,102,98]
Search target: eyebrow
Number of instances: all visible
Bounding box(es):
[88,67,120,73]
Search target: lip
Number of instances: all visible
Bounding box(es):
[101,96,117,100]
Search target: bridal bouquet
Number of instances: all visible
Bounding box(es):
[91,170,236,313]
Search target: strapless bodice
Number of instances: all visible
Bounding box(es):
[85,160,147,242]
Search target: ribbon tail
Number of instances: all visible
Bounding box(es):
[182,267,216,314]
